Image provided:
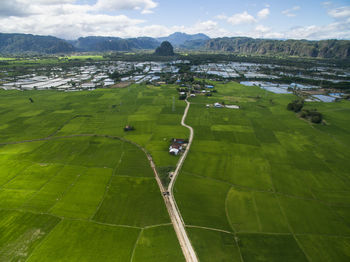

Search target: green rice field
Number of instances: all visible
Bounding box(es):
[175,82,350,261]
[0,85,186,261]
[1,81,350,261]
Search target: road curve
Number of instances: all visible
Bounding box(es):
[166,99,198,262]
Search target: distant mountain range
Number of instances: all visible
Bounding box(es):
[0,32,349,59]
[157,32,210,46]
[0,33,74,54]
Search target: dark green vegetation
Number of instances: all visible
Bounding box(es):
[0,85,188,261]
[0,33,74,54]
[202,37,350,59]
[70,36,160,52]
[174,81,350,261]
[287,99,304,112]
[155,41,175,56]
[287,100,323,124]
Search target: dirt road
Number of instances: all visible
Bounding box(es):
[166,99,198,262]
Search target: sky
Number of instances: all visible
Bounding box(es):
[0,0,349,40]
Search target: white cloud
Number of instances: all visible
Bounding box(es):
[94,0,158,14]
[328,6,350,19]
[0,0,348,41]
[285,21,350,40]
[215,14,228,20]
[257,8,270,19]
[17,0,76,4]
[322,2,332,7]
[227,11,256,26]
[255,25,270,33]
[282,6,300,17]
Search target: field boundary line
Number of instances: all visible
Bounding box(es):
[0,164,33,190]
[130,228,143,262]
[252,192,262,232]
[182,170,350,208]
[185,225,234,235]
[19,164,65,210]
[47,114,92,138]
[144,223,173,229]
[47,171,84,213]
[272,179,312,262]
[90,151,125,220]
[224,187,236,233]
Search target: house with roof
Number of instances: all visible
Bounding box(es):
[169,139,187,155]
[169,143,182,155]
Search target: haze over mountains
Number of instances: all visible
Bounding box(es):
[0,32,349,59]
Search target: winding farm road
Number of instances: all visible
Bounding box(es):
[165,99,198,262]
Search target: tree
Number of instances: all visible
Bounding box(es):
[287,100,304,112]
[154,41,175,56]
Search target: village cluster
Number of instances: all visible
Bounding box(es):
[1,60,349,92]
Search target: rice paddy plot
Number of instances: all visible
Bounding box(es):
[26,219,140,262]
[297,234,350,262]
[174,173,232,231]
[132,225,185,262]
[0,210,60,262]
[237,233,308,262]
[93,176,169,227]
[226,188,289,233]
[50,167,113,219]
[186,227,242,262]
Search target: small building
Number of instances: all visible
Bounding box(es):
[169,139,186,155]
[169,143,182,155]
